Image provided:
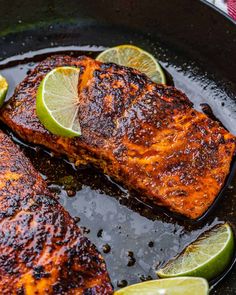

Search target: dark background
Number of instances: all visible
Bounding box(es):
[0,1,235,294]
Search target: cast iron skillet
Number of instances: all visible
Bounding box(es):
[0,0,236,294]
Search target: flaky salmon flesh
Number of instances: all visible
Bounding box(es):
[1,55,235,219]
[0,130,112,294]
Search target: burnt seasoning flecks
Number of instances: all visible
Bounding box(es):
[0,131,113,294]
[1,55,235,219]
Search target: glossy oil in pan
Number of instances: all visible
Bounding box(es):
[0,1,235,294]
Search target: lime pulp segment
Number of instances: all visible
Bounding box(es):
[157,223,235,280]
[0,74,8,107]
[36,67,81,137]
[96,45,166,84]
[114,277,209,295]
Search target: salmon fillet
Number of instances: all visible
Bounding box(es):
[0,130,112,294]
[1,55,235,219]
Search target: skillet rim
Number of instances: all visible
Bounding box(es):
[200,0,236,25]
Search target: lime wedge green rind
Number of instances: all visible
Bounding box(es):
[96,44,166,84]
[36,67,81,138]
[114,277,209,295]
[0,74,8,107]
[157,223,235,280]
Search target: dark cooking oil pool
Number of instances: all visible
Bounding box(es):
[0,46,235,294]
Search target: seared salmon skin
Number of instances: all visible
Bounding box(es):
[0,130,112,294]
[1,55,235,219]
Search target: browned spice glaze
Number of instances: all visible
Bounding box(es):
[0,130,112,294]
[1,55,236,219]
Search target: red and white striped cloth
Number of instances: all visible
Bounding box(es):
[207,0,236,20]
[228,0,236,19]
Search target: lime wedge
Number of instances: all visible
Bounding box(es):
[157,223,234,280]
[0,74,8,107]
[36,67,81,137]
[96,45,166,84]
[114,277,209,295]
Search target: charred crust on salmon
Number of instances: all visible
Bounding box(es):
[0,131,112,294]
[1,55,235,219]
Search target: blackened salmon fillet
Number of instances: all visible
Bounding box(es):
[0,130,112,294]
[1,55,235,219]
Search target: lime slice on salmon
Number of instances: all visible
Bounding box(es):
[114,277,209,295]
[0,74,8,107]
[157,223,234,280]
[36,67,81,137]
[96,45,166,84]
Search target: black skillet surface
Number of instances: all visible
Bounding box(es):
[0,0,236,294]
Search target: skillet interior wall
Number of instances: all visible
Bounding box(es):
[0,0,236,80]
